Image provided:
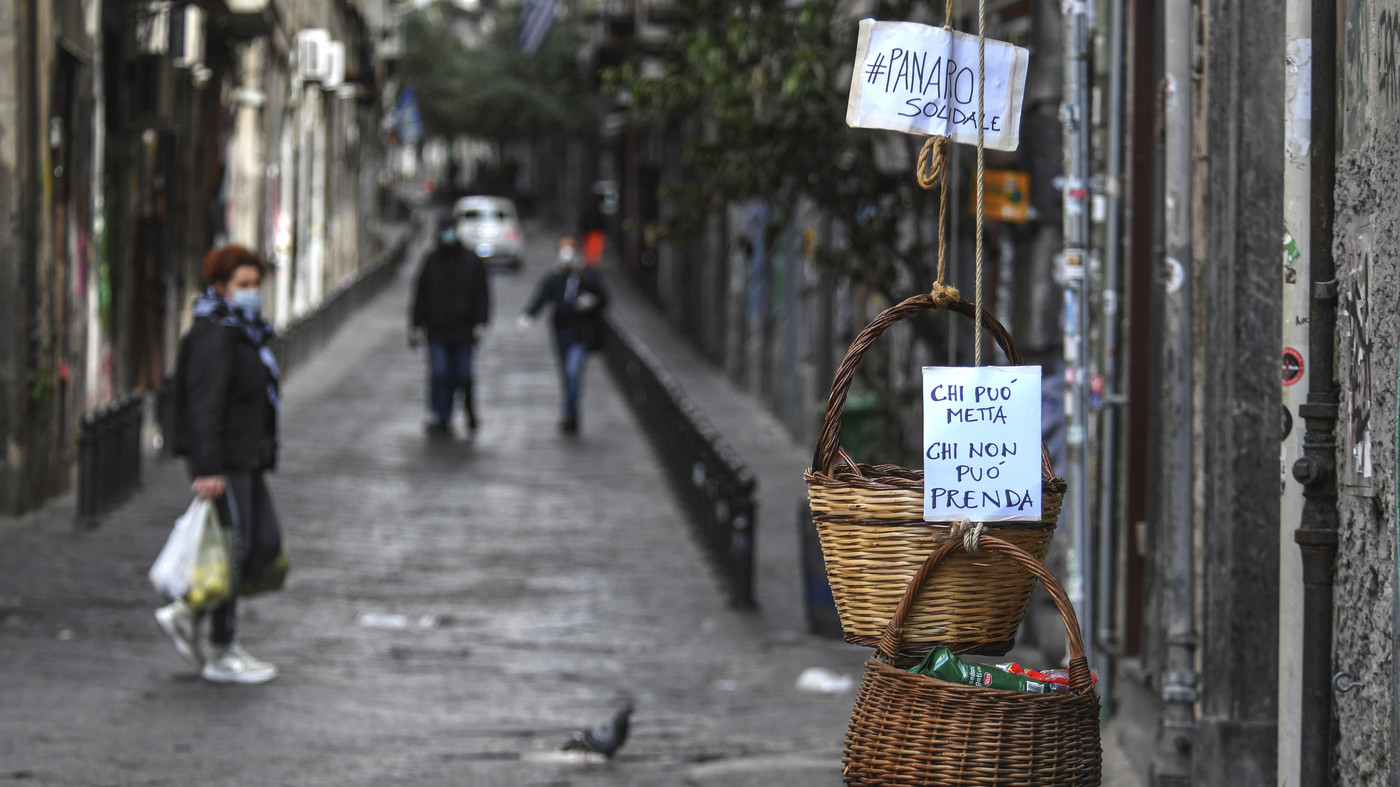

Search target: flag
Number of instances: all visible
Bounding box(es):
[519,0,559,56]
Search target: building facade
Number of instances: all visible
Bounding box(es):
[0,0,394,515]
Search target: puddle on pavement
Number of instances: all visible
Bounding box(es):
[357,612,441,630]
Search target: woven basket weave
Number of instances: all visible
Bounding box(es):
[843,534,1102,786]
[806,292,1065,656]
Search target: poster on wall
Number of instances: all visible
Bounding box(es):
[1342,220,1374,496]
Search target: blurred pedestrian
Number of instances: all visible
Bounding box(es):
[162,245,283,685]
[518,236,609,434]
[411,217,492,436]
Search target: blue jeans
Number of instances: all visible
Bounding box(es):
[554,336,589,423]
[427,341,475,426]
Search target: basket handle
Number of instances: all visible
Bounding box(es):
[876,532,1095,692]
[811,292,1054,479]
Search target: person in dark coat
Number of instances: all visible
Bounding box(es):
[517,236,609,434]
[161,245,283,685]
[411,219,492,435]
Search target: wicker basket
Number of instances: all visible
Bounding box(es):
[843,533,1102,786]
[806,291,1065,656]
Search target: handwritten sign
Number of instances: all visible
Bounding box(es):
[923,366,1042,521]
[846,19,1029,151]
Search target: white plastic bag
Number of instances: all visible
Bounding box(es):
[149,498,230,609]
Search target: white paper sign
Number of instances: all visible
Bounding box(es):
[923,365,1042,521]
[846,19,1029,152]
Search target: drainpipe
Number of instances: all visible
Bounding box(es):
[1095,0,1128,717]
[1292,0,1338,781]
[1062,0,1095,672]
[1150,0,1196,783]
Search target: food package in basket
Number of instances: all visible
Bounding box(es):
[804,291,1065,657]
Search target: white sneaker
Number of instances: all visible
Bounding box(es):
[226,642,275,673]
[155,601,201,668]
[202,643,277,684]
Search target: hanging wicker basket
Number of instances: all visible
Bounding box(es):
[843,533,1102,786]
[805,291,1066,656]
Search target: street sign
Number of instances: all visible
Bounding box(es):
[846,19,1029,151]
[394,86,424,143]
[974,169,1031,222]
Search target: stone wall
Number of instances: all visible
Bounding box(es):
[1332,0,1400,772]
[1333,118,1400,783]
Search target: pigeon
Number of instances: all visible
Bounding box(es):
[562,703,633,762]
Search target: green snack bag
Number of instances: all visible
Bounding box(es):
[909,646,1049,693]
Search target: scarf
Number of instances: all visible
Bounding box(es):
[193,287,282,410]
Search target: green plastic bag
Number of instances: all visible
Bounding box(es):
[241,550,289,597]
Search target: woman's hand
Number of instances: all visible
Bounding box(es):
[192,475,226,499]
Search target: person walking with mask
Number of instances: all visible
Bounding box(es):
[411,218,492,436]
[518,236,609,434]
[161,245,284,684]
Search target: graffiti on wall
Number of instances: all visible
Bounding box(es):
[1342,221,1374,496]
[1380,6,1400,104]
[1344,0,1400,151]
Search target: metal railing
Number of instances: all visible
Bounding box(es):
[270,241,410,380]
[601,314,758,609]
[77,391,144,519]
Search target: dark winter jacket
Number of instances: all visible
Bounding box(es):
[412,244,491,344]
[172,310,279,476]
[523,267,609,348]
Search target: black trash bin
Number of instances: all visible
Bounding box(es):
[798,499,842,637]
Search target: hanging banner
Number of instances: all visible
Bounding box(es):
[846,19,1029,151]
[519,0,560,56]
[924,366,1042,521]
[394,86,425,143]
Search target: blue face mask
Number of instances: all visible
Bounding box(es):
[231,288,263,313]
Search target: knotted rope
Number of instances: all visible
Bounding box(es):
[929,281,961,308]
[949,516,986,552]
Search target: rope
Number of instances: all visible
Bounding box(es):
[929,281,961,308]
[917,0,959,287]
[918,136,951,284]
[948,516,985,552]
[914,0,990,370]
[974,0,986,367]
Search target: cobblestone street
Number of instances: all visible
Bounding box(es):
[0,224,869,786]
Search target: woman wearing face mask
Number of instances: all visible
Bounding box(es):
[517,236,609,434]
[160,245,283,684]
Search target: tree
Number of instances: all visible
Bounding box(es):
[608,0,942,303]
[399,7,601,142]
[610,0,953,462]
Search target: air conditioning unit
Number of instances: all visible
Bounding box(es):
[322,41,346,90]
[172,5,206,69]
[296,29,333,83]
